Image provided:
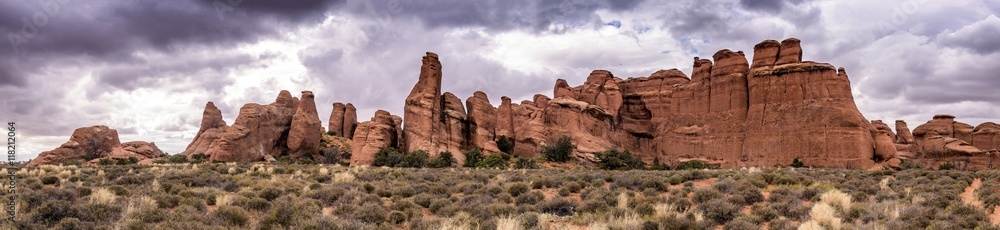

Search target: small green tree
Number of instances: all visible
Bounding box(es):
[542,136,574,162]
[649,157,669,170]
[497,135,514,154]
[675,160,709,170]
[399,150,429,168]
[790,158,805,168]
[373,147,404,167]
[427,152,455,168]
[476,154,508,169]
[462,148,484,168]
[595,149,645,170]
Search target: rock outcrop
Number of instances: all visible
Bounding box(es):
[350,110,404,165]
[345,38,913,169]
[28,125,121,167]
[91,141,165,164]
[907,115,997,168]
[343,103,358,138]
[287,91,323,160]
[466,91,500,155]
[403,52,445,156]
[329,102,346,136]
[182,102,229,156]
[895,120,915,144]
[205,90,298,162]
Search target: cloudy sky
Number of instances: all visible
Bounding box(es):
[1,0,998,161]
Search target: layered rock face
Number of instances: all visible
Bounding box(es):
[29,125,121,167]
[904,115,998,168]
[181,102,228,156]
[344,38,909,169]
[287,91,323,160]
[350,110,404,165]
[205,91,298,162]
[403,52,446,155]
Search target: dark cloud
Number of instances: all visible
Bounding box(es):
[339,0,643,33]
[937,15,1000,54]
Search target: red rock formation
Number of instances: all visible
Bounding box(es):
[906,115,997,168]
[466,91,500,155]
[343,103,358,138]
[403,52,445,155]
[90,141,165,164]
[895,120,915,144]
[973,122,1000,151]
[440,92,468,160]
[29,125,121,167]
[206,90,298,162]
[329,102,346,136]
[181,102,228,156]
[496,96,515,141]
[287,91,323,159]
[351,110,403,165]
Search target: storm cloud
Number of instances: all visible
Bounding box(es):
[1,0,997,161]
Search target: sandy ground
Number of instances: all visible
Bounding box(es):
[960,178,1000,225]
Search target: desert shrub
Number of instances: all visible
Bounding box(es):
[354,203,388,224]
[233,197,270,212]
[596,149,646,170]
[373,147,404,167]
[700,198,740,224]
[938,161,956,170]
[210,205,249,227]
[675,160,710,170]
[427,151,455,168]
[388,210,407,224]
[515,191,545,206]
[508,183,529,197]
[497,135,514,154]
[692,187,724,204]
[168,154,188,163]
[34,200,79,225]
[540,197,578,216]
[542,136,574,162]
[153,194,180,209]
[791,158,805,168]
[724,217,758,230]
[41,176,59,185]
[429,198,452,214]
[514,158,540,169]
[649,157,669,170]
[399,150,430,168]
[56,217,90,230]
[463,148,484,168]
[259,196,321,229]
[258,187,283,201]
[476,154,508,169]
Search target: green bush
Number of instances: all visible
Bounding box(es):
[373,147,404,167]
[463,148,484,168]
[497,135,514,154]
[400,150,429,168]
[168,154,189,164]
[41,176,59,185]
[542,136,574,162]
[508,183,529,197]
[595,149,645,170]
[791,158,805,168]
[476,154,508,169]
[649,157,669,170]
[427,151,455,168]
[676,160,710,170]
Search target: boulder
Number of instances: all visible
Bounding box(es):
[28,125,121,167]
[205,90,297,162]
[895,120,915,144]
[181,102,228,156]
[351,110,403,165]
[287,91,323,160]
[91,141,165,164]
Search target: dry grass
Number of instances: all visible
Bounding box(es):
[495,215,522,230]
[809,203,842,230]
[90,188,117,205]
[820,189,852,211]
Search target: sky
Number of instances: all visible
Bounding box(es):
[1,0,998,161]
